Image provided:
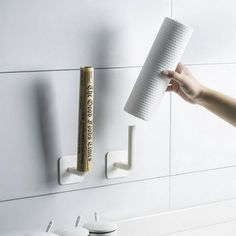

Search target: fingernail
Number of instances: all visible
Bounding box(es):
[161,70,169,76]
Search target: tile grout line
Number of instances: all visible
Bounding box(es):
[1,164,236,204]
[168,0,173,211]
[169,93,172,210]
[185,62,236,66]
[169,0,173,207]
[0,66,142,75]
[172,196,236,212]
[1,62,236,74]
[159,218,236,236]
[171,164,236,177]
[0,175,170,204]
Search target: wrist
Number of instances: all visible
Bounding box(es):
[195,85,211,106]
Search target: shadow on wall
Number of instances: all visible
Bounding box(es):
[89,26,132,179]
[34,77,61,187]
[30,26,127,184]
[92,27,126,141]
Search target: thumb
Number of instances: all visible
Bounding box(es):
[161,70,184,85]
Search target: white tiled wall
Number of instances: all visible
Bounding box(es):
[0,0,170,72]
[0,177,169,235]
[1,0,236,234]
[0,68,170,201]
[170,167,236,209]
[172,0,236,64]
[171,64,236,174]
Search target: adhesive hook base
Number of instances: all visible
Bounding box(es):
[106,151,130,179]
[105,125,135,179]
[58,155,85,185]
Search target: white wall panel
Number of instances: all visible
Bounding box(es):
[0,68,170,200]
[0,0,170,72]
[0,177,169,235]
[171,167,236,209]
[171,64,236,174]
[172,0,236,64]
[2,0,236,234]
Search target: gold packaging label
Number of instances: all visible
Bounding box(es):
[77,67,94,172]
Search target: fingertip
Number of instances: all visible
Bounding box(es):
[161,70,169,76]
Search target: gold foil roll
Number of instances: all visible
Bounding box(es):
[77,67,94,172]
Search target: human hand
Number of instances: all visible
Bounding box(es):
[161,63,206,104]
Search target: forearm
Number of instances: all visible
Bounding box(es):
[197,87,236,127]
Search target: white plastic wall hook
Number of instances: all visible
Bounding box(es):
[105,125,135,179]
[58,155,85,185]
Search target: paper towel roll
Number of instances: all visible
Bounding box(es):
[124,17,193,120]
